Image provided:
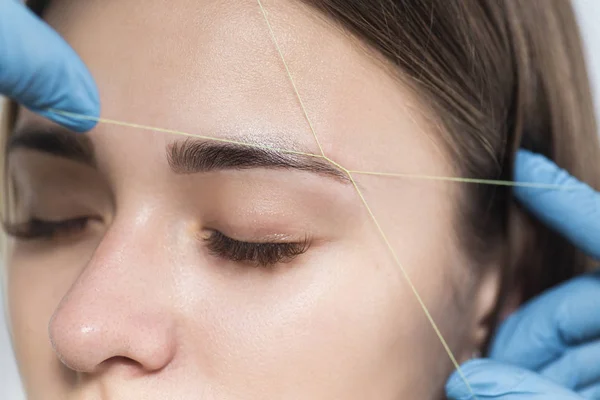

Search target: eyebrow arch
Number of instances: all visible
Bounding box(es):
[5,128,349,183]
[167,139,350,183]
[7,127,95,166]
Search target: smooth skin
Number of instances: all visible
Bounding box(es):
[0,0,598,399]
[2,1,499,398]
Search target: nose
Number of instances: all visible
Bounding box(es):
[49,221,178,374]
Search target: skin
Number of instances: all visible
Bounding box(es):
[4,0,502,399]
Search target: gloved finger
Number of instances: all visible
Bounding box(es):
[579,383,600,399]
[513,149,600,260]
[539,340,600,390]
[489,271,600,371]
[0,0,100,132]
[445,359,584,400]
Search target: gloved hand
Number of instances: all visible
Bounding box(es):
[446,149,600,399]
[0,0,99,132]
[446,359,586,399]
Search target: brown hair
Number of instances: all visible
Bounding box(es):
[300,0,600,337]
[4,0,600,346]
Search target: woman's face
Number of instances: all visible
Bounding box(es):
[4,0,501,398]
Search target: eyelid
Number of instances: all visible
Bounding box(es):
[3,215,103,240]
[3,217,92,240]
[203,230,311,267]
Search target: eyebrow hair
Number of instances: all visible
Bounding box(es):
[7,127,96,166]
[167,139,350,182]
[6,128,349,183]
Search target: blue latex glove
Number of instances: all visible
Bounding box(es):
[0,0,99,132]
[446,150,600,399]
[446,359,586,399]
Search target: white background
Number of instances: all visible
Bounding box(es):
[2,1,600,398]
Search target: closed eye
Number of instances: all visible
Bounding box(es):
[3,217,95,240]
[204,230,310,268]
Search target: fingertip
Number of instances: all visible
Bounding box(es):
[446,359,533,399]
[514,149,566,187]
[1,0,101,132]
[34,58,101,132]
[515,149,552,169]
[515,148,540,164]
[445,359,491,399]
[37,40,101,133]
[36,108,98,133]
[513,149,600,259]
[445,374,475,400]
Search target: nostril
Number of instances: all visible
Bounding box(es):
[95,356,146,377]
[102,356,142,368]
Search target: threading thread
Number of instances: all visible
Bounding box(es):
[51,109,483,394]
[43,6,578,397]
[253,1,477,397]
[256,0,325,157]
[47,110,571,191]
[347,170,578,190]
[48,110,326,160]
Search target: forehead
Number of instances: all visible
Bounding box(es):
[41,0,447,176]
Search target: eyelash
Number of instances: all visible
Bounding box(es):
[4,218,310,268]
[4,217,91,240]
[205,230,310,268]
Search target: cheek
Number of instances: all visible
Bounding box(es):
[353,173,464,299]
[347,175,472,389]
[4,190,470,399]
[173,245,398,396]
[175,230,462,398]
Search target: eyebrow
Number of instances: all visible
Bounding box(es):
[168,139,349,182]
[7,128,349,183]
[7,127,96,166]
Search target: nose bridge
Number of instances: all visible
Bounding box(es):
[49,209,178,374]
